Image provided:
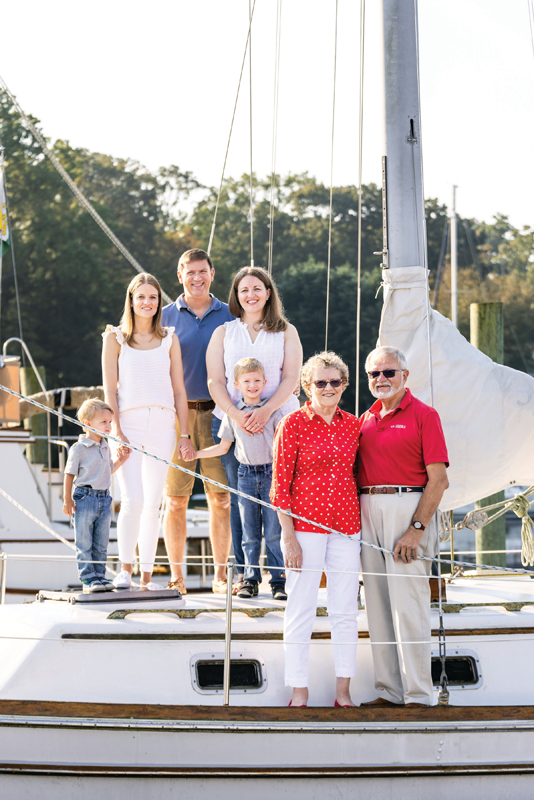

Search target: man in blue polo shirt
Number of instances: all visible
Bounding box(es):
[162,249,235,594]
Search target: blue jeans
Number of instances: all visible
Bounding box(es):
[237,464,285,585]
[72,486,112,582]
[212,416,245,575]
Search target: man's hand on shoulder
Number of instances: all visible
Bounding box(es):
[393,526,423,564]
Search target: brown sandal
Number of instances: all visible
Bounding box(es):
[166,577,187,596]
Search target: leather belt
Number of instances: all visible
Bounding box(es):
[360,486,425,495]
[188,400,215,411]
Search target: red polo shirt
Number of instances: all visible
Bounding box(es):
[357,389,449,487]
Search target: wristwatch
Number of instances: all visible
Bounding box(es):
[412,520,425,531]
[179,434,191,439]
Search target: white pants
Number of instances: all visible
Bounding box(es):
[116,406,176,570]
[360,493,437,705]
[284,532,360,688]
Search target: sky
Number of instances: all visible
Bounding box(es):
[2,0,534,229]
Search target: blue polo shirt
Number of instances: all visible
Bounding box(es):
[162,294,235,401]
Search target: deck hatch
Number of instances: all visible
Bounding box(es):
[431,653,479,687]
[191,653,267,695]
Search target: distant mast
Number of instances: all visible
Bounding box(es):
[379,0,426,272]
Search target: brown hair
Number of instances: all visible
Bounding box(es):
[178,248,214,272]
[77,398,114,423]
[120,273,167,345]
[234,357,266,381]
[228,267,288,333]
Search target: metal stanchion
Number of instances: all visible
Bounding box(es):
[223,562,234,706]
[0,552,7,605]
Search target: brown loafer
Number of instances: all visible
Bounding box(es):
[166,577,187,596]
[361,697,403,707]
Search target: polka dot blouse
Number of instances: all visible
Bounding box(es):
[270,401,361,536]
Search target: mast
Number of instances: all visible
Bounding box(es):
[379,0,426,271]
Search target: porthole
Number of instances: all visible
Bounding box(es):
[190,652,267,695]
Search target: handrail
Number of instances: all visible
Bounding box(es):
[2,338,53,518]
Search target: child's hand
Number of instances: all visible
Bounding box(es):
[181,445,197,462]
[63,499,75,517]
[117,446,130,463]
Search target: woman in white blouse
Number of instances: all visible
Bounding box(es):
[206,266,303,590]
[102,273,194,591]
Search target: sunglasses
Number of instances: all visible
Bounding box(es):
[367,369,403,379]
[312,379,344,389]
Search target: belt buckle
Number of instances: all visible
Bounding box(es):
[370,486,378,495]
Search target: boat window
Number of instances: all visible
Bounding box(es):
[191,654,266,694]
[431,654,479,686]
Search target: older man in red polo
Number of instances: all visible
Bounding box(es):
[358,346,449,708]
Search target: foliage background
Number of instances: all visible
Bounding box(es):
[1,98,533,415]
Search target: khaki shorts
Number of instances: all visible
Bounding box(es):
[165,408,228,496]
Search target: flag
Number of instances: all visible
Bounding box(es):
[0,167,9,256]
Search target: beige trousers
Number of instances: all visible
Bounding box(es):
[360,492,436,705]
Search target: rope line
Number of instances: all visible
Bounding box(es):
[0,76,172,306]
[355,0,365,415]
[2,383,533,577]
[207,0,257,256]
[267,0,283,275]
[248,0,254,266]
[324,0,339,352]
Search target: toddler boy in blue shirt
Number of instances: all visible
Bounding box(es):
[186,357,287,600]
[63,399,129,593]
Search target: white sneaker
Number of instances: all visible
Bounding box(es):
[140,581,163,591]
[113,570,132,590]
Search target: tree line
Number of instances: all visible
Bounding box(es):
[1,94,533,414]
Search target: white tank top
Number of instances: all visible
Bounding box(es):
[106,326,175,414]
[213,319,300,420]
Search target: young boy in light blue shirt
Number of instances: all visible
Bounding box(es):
[63,399,129,593]
[186,357,287,600]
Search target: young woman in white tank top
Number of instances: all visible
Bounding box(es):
[102,273,194,591]
[206,267,303,589]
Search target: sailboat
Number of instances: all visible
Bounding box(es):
[1,0,534,796]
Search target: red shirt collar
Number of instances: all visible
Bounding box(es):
[302,400,344,422]
[369,387,413,419]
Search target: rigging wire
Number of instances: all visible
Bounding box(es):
[431,217,449,310]
[528,0,534,62]
[412,0,434,408]
[248,0,255,266]
[324,0,339,352]
[355,0,365,415]
[0,149,24,356]
[0,75,173,306]
[268,0,283,275]
[207,0,257,257]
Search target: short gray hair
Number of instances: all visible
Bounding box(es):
[301,351,349,393]
[365,346,408,372]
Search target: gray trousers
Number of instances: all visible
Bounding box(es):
[360,492,436,705]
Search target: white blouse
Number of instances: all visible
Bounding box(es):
[106,325,175,414]
[213,319,299,420]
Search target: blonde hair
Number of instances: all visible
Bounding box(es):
[234,357,266,381]
[77,398,114,423]
[301,351,349,397]
[228,267,288,333]
[120,273,166,346]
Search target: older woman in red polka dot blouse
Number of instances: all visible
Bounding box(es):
[270,351,361,708]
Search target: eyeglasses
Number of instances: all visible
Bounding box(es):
[367,369,403,379]
[312,379,344,389]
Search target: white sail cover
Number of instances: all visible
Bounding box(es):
[377,266,534,511]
